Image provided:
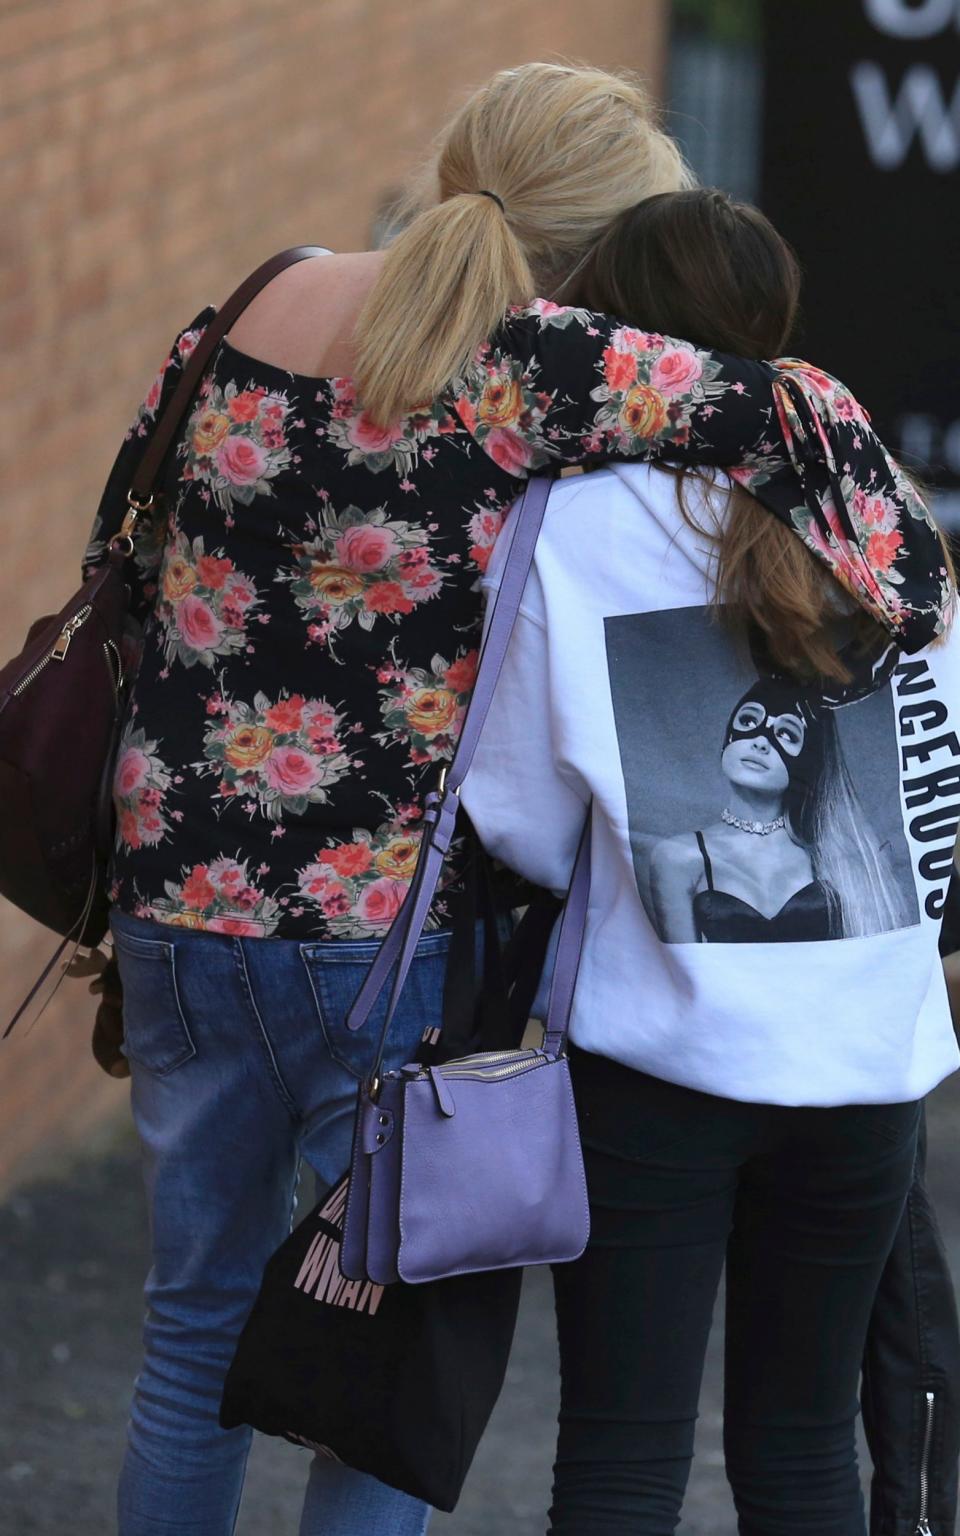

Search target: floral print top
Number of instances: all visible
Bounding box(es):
[85,297,951,940]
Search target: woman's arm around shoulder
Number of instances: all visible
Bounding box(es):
[452,299,775,475]
[450,301,950,656]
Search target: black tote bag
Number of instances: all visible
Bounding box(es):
[219,1173,522,1512]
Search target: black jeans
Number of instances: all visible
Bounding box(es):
[862,1106,960,1535]
[550,1048,922,1536]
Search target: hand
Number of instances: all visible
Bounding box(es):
[68,950,130,1079]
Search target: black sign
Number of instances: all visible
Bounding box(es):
[761,0,960,523]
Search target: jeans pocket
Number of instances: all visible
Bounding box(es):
[112,928,196,1075]
[299,930,451,1082]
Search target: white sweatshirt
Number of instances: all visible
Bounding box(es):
[461,464,960,1107]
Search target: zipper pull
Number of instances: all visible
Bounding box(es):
[51,613,84,662]
[428,1067,456,1118]
[51,625,75,661]
[916,1523,933,1535]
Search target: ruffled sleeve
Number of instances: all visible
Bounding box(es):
[451,301,951,654]
[82,307,216,625]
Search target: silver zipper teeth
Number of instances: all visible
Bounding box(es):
[440,1058,549,1083]
[440,1049,535,1069]
[11,655,54,696]
[11,605,93,696]
[917,1390,935,1535]
[104,639,123,698]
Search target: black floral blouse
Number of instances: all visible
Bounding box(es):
[85,297,951,940]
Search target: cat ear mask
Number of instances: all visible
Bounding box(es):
[747,627,901,712]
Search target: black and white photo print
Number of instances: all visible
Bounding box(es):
[605,605,919,944]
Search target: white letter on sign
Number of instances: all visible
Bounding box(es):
[851,61,960,169]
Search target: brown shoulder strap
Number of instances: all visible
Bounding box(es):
[130,245,329,502]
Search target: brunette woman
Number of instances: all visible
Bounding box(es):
[463,190,959,1534]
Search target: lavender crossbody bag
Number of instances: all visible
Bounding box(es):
[341,473,591,1286]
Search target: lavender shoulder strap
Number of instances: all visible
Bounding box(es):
[345,472,590,1083]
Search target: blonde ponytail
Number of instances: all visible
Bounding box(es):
[354,193,534,426]
[354,62,691,425]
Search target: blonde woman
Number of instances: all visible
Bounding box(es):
[83,64,949,1536]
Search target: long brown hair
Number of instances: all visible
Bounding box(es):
[352,64,693,426]
[576,188,946,681]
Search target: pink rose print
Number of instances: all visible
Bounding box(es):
[262,747,323,796]
[155,533,262,671]
[320,884,351,917]
[177,377,291,514]
[115,747,150,798]
[335,524,399,573]
[484,428,533,475]
[178,595,224,651]
[198,690,353,819]
[280,508,444,658]
[346,413,406,456]
[113,725,174,853]
[217,435,268,486]
[650,346,704,398]
[359,877,408,926]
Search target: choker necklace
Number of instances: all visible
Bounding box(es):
[722,808,785,836]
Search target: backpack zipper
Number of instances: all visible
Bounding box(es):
[11,606,93,695]
[917,1389,935,1535]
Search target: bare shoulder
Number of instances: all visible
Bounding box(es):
[224,250,383,376]
[649,831,704,884]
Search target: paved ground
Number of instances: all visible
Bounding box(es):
[2,1074,958,1536]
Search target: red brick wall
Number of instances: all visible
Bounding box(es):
[0,0,667,1191]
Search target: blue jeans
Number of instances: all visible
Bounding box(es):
[111,908,442,1536]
